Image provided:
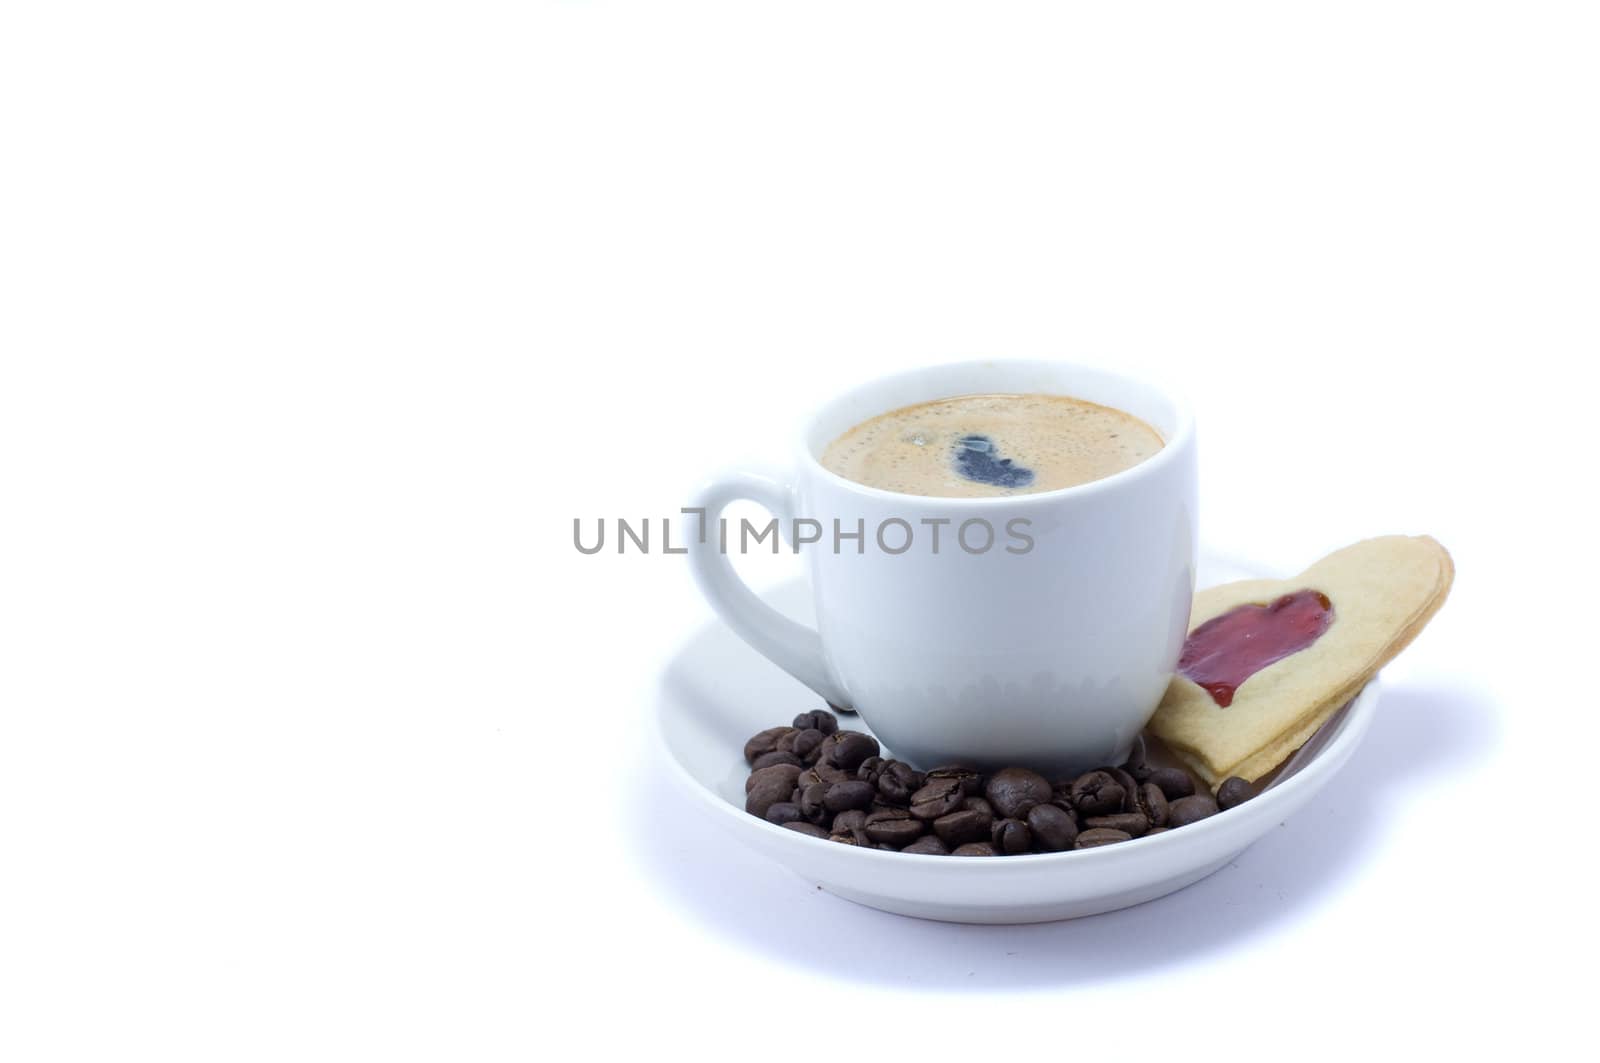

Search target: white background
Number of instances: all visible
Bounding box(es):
[2,2,1596,1058]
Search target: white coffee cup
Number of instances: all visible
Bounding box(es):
[688,360,1197,776]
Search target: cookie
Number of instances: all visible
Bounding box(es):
[1148,535,1453,787]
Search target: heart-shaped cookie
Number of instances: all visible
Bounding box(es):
[1149,535,1453,787]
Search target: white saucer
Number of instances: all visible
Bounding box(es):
[657,554,1380,924]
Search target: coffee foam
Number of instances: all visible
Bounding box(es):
[819,393,1164,498]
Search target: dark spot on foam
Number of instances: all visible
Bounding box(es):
[952,434,1035,489]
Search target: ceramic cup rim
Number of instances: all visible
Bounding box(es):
[798,358,1195,508]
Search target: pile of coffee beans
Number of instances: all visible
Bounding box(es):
[743,709,1256,855]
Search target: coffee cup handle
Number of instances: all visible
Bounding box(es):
[686,469,853,711]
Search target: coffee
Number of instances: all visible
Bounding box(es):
[820,393,1163,498]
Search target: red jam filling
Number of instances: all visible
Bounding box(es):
[1177,589,1334,707]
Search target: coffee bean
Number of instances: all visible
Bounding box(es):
[1135,782,1170,827]
[1147,767,1195,801]
[1108,767,1141,813]
[875,761,925,804]
[764,802,803,826]
[925,764,984,796]
[750,750,803,772]
[823,780,876,813]
[1167,793,1220,828]
[746,775,797,819]
[865,817,926,848]
[748,714,1244,857]
[744,726,796,765]
[798,781,829,823]
[985,767,1052,818]
[991,818,1033,855]
[1124,735,1153,781]
[792,709,839,735]
[832,809,867,835]
[1085,812,1150,837]
[1217,776,1256,810]
[901,835,951,856]
[855,756,887,784]
[745,762,802,795]
[799,762,851,787]
[932,808,991,847]
[821,762,854,784]
[822,731,880,771]
[783,821,829,838]
[1069,771,1125,817]
[791,728,827,764]
[909,778,966,820]
[1075,828,1132,849]
[1026,803,1079,851]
